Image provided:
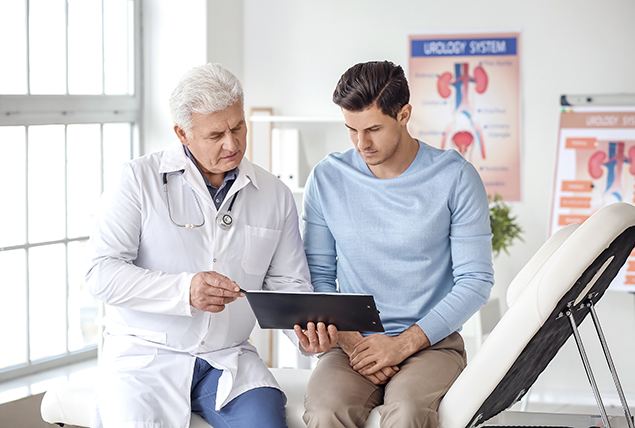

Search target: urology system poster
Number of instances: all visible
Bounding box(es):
[551,108,635,291]
[408,32,522,201]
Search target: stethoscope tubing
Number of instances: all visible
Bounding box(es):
[163,171,238,230]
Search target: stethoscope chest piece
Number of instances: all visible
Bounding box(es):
[216,191,240,230]
[217,213,233,230]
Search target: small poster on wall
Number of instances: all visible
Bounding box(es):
[408,31,522,201]
[551,107,635,292]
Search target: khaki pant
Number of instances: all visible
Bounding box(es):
[303,332,467,428]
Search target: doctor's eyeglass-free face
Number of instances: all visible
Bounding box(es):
[174,102,248,189]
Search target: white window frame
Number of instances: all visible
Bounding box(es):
[0,0,143,382]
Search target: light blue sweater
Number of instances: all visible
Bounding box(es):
[302,140,494,345]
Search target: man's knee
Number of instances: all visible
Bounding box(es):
[305,385,350,412]
[303,405,364,428]
[304,383,380,428]
[380,401,437,428]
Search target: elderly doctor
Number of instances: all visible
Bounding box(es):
[86,63,338,428]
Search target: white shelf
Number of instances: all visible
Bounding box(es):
[248,115,343,123]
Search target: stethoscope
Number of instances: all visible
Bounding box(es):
[216,192,239,230]
[163,171,239,230]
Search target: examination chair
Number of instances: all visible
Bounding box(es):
[41,202,635,428]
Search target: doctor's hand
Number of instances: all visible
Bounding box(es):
[294,322,338,354]
[190,271,244,313]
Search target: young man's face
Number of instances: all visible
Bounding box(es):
[174,101,247,186]
[342,104,410,169]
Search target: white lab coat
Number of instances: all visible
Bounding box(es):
[86,142,313,428]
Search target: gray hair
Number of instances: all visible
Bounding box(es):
[169,63,244,135]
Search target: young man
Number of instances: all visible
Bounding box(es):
[302,61,494,428]
[87,63,337,428]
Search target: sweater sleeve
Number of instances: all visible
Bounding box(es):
[301,170,338,293]
[415,161,495,345]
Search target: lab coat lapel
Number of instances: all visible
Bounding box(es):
[158,142,189,173]
[227,156,259,198]
[159,143,215,210]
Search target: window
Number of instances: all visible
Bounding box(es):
[0,0,141,381]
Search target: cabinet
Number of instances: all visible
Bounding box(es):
[247,109,348,200]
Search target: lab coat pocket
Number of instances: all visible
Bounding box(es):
[105,323,168,346]
[242,225,282,275]
[102,336,158,372]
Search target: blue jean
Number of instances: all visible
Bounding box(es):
[190,358,287,428]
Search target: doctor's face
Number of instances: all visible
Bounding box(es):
[175,102,247,187]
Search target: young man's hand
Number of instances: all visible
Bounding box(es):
[349,325,430,378]
[294,322,339,354]
[361,365,400,385]
[337,331,364,356]
[339,331,399,385]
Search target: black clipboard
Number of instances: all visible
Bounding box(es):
[242,290,384,332]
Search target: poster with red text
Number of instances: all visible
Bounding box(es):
[408,32,522,201]
[551,108,635,292]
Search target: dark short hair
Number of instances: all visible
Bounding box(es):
[332,61,410,119]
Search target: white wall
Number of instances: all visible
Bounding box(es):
[142,0,208,154]
[142,0,249,155]
[241,0,635,402]
[207,0,244,82]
